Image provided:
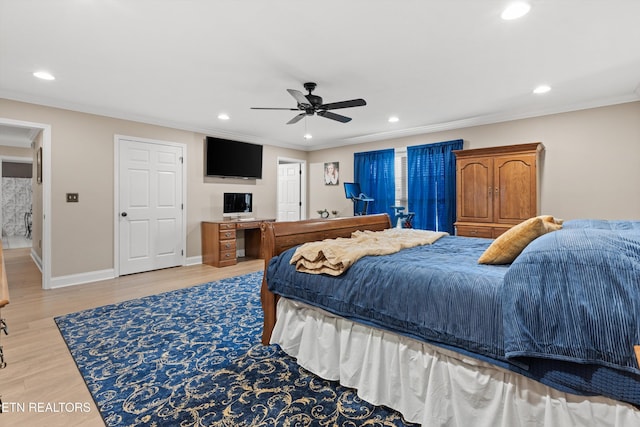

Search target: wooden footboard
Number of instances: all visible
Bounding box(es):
[259,214,392,345]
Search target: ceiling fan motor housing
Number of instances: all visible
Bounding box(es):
[305,94,323,107]
[303,82,323,107]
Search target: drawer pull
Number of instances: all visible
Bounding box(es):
[225,232,231,238]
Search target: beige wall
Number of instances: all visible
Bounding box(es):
[1,98,639,282]
[309,101,640,221]
[0,99,305,278]
[0,145,33,158]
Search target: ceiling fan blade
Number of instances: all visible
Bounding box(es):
[286,113,306,124]
[287,89,312,108]
[319,98,367,110]
[251,107,300,110]
[317,110,352,123]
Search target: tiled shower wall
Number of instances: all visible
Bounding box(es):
[2,177,32,237]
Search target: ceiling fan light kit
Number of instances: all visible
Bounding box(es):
[252,82,367,125]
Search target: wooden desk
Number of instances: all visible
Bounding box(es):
[201,219,275,267]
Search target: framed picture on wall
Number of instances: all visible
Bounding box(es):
[36,146,42,184]
[324,161,339,185]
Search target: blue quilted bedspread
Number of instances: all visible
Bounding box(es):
[266,221,640,405]
[504,223,640,375]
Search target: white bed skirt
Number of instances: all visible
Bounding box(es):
[271,298,640,426]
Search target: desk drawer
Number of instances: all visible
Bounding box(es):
[219,229,236,240]
[219,240,236,252]
[219,250,237,265]
[236,221,260,229]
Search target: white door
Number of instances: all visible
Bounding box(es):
[118,138,184,275]
[278,163,301,221]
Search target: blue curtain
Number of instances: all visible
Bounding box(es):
[353,149,395,218]
[407,139,463,233]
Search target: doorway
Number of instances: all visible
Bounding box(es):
[0,157,33,249]
[0,118,51,289]
[277,157,307,221]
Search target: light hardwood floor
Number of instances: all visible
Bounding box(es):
[0,248,263,426]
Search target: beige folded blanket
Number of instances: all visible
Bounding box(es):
[290,228,448,276]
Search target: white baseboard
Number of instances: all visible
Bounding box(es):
[186,255,202,266]
[50,269,116,289]
[30,249,43,272]
[47,257,205,289]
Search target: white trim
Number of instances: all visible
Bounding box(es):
[186,255,202,266]
[114,134,187,277]
[30,248,42,272]
[277,156,307,220]
[3,89,637,152]
[0,117,51,290]
[50,269,116,289]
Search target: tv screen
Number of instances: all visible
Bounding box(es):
[223,193,253,215]
[205,136,263,179]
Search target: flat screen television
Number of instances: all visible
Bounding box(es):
[223,192,253,217]
[205,136,263,179]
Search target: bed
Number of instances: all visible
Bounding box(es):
[259,214,640,426]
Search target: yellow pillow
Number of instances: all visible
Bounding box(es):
[478,215,563,265]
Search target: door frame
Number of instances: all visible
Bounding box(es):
[277,156,307,220]
[0,118,51,289]
[113,134,187,276]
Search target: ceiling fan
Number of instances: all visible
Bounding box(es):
[251,82,367,124]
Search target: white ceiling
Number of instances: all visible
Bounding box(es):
[1,0,639,151]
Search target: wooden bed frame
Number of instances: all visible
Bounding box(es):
[259,214,392,345]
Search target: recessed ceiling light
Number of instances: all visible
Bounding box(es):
[303,133,312,140]
[501,2,531,20]
[33,71,55,80]
[388,116,399,123]
[533,84,551,94]
[217,113,230,120]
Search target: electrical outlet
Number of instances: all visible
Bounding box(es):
[66,193,79,202]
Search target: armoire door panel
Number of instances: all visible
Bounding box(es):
[457,158,493,223]
[494,154,537,223]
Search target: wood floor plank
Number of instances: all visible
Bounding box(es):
[0,248,263,426]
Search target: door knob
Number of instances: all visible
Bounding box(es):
[121,212,128,217]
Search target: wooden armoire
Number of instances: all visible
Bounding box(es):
[453,143,544,238]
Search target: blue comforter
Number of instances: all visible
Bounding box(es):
[268,235,510,359]
[266,221,640,404]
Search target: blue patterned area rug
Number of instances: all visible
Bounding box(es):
[55,272,416,426]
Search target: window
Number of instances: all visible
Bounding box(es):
[394,148,407,207]
[407,139,463,233]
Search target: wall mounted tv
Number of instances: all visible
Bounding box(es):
[205,136,263,179]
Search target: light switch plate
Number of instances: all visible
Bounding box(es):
[66,193,79,202]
